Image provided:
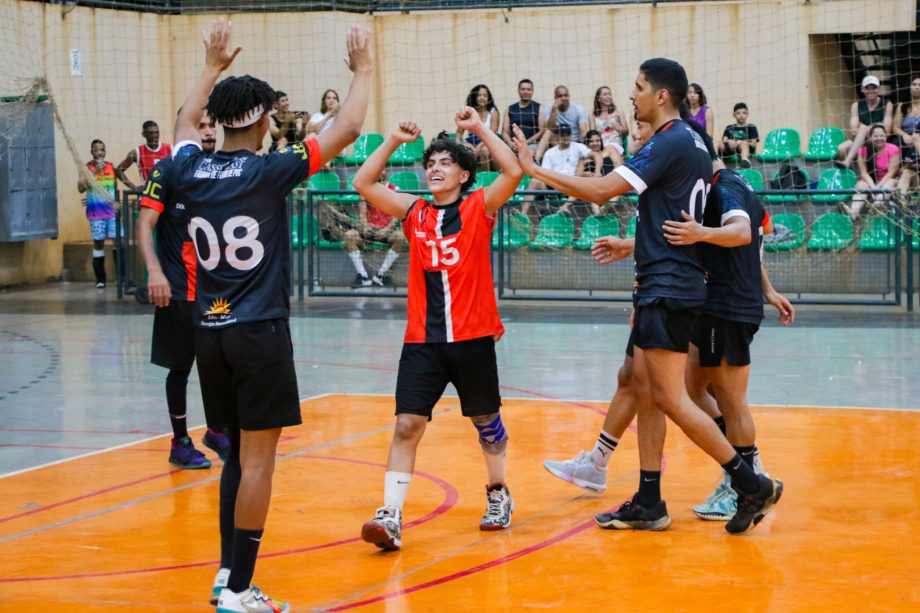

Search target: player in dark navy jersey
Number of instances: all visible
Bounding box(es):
[352,108,523,551]
[137,111,231,471]
[513,58,783,536]
[663,164,794,520]
[161,20,373,612]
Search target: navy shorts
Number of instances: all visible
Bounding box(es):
[694,313,759,367]
[395,336,501,420]
[194,319,302,431]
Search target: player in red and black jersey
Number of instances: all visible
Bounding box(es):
[513,58,783,536]
[353,108,523,551]
[137,111,230,471]
[159,20,372,612]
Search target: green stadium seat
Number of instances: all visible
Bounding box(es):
[388,136,424,165]
[573,215,620,250]
[764,167,810,203]
[307,171,342,202]
[757,128,801,162]
[389,171,421,192]
[529,213,574,249]
[625,215,637,238]
[810,168,857,204]
[736,168,764,191]
[803,127,846,162]
[858,215,897,251]
[339,173,360,203]
[492,212,531,250]
[913,218,919,250]
[807,212,853,251]
[764,213,806,252]
[342,133,384,165]
[473,171,500,190]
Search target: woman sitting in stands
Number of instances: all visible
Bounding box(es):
[845,124,901,220]
[456,84,500,170]
[588,86,628,155]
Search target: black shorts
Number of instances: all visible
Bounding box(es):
[632,301,701,354]
[626,326,635,357]
[694,314,760,367]
[151,300,196,371]
[194,319,302,431]
[395,336,501,420]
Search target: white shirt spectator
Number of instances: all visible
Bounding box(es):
[309,111,335,134]
[541,142,590,175]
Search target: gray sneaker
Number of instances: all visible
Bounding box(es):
[543,451,607,493]
[480,484,514,530]
[361,505,402,550]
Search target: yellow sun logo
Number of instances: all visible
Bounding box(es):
[204,298,232,316]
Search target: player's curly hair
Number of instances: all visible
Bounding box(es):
[206,75,275,130]
[423,139,477,193]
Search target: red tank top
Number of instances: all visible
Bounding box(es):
[136,143,172,181]
[367,183,397,228]
[402,188,504,343]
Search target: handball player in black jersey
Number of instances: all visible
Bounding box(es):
[512,58,783,535]
[163,20,373,612]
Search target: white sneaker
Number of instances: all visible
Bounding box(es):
[692,474,738,521]
[361,505,402,550]
[210,567,230,605]
[216,585,289,613]
[543,451,607,492]
[480,484,514,530]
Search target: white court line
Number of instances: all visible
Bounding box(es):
[0,393,333,481]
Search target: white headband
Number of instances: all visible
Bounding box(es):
[221,105,265,129]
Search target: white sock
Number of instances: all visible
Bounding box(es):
[383,471,412,510]
[588,429,619,467]
[377,249,399,275]
[92,249,105,258]
[348,250,368,277]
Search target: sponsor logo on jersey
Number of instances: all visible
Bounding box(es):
[194,157,248,180]
[204,297,232,317]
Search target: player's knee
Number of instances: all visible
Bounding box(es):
[472,412,508,455]
[393,415,425,443]
[617,361,633,388]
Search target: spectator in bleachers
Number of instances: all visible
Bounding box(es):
[720,102,759,168]
[845,124,901,220]
[686,82,714,138]
[456,84,500,170]
[893,75,920,157]
[577,129,623,215]
[115,120,172,190]
[344,170,405,288]
[269,90,305,151]
[306,89,340,138]
[839,75,894,169]
[588,86,628,155]
[536,85,588,162]
[77,139,118,288]
[502,78,544,152]
[524,125,589,216]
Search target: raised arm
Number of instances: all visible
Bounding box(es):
[314,26,374,165]
[511,124,630,204]
[175,19,241,146]
[663,211,751,247]
[455,107,522,214]
[351,121,418,219]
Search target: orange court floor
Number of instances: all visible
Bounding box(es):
[2,393,919,612]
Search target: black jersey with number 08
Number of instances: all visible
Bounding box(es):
[700,169,769,324]
[171,139,321,328]
[614,119,713,305]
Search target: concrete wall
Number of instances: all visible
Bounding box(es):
[0,0,914,286]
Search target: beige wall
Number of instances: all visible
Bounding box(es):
[0,0,915,286]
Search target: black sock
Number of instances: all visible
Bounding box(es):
[219,426,241,569]
[733,445,757,470]
[635,470,661,508]
[92,256,106,283]
[227,527,264,593]
[165,369,190,440]
[713,415,727,436]
[722,453,760,494]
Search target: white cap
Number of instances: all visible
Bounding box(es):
[861,75,880,88]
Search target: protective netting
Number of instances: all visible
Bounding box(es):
[1,0,918,301]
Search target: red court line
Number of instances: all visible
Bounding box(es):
[0,456,458,584]
[329,517,600,611]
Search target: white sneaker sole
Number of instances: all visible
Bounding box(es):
[542,461,606,493]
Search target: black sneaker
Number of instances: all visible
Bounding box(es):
[350,274,372,289]
[725,474,783,535]
[739,158,752,169]
[595,495,671,531]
